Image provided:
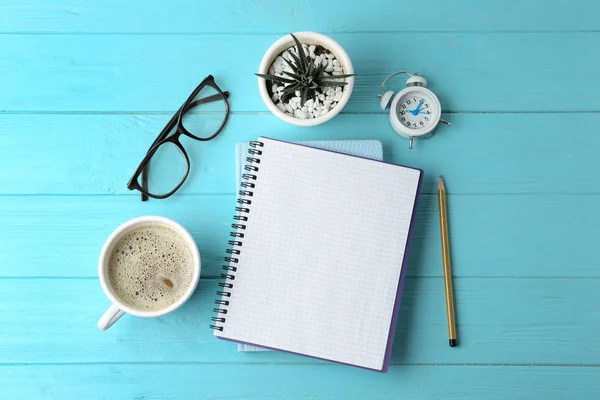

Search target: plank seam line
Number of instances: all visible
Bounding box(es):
[3,111,600,115]
[1,193,600,198]
[0,362,599,367]
[1,30,600,36]
[0,193,237,198]
[2,276,600,280]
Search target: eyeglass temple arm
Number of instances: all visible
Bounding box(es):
[184,91,230,112]
[140,90,230,201]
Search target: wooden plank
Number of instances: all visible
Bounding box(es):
[1,278,598,365]
[1,113,597,195]
[1,364,599,400]
[2,0,599,34]
[1,33,598,112]
[0,195,234,279]
[1,194,599,278]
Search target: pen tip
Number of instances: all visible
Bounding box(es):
[449,339,457,347]
[438,176,445,191]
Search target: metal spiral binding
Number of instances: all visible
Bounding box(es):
[210,140,264,332]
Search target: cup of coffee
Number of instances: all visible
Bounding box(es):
[97,216,201,330]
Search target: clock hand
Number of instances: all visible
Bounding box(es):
[410,103,422,116]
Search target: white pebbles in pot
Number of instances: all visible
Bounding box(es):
[266,44,348,119]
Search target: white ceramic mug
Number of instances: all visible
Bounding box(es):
[97,216,201,330]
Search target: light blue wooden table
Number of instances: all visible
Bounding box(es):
[2,1,599,398]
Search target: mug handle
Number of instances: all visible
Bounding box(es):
[98,304,125,330]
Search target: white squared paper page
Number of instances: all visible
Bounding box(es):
[215,137,421,370]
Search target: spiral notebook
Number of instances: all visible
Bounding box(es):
[212,137,423,372]
[235,139,384,352]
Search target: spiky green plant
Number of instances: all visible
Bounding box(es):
[256,33,354,107]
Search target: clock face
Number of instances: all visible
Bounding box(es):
[395,91,437,130]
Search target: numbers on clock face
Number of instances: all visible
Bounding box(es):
[396,94,434,130]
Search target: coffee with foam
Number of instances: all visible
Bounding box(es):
[108,223,195,311]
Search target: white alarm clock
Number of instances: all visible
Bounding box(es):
[379,71,450,149]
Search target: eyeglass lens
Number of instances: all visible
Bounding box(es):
[180,85,228,140]
[146,141,188,197]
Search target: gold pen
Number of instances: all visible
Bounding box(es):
[438,176,457,347]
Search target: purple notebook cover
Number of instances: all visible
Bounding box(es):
[218,137,424,372]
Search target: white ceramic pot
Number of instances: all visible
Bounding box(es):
[257,31,354,127]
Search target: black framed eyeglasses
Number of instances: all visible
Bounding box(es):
[127,75,230,201]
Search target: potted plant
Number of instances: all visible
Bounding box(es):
[256,32,354,127]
